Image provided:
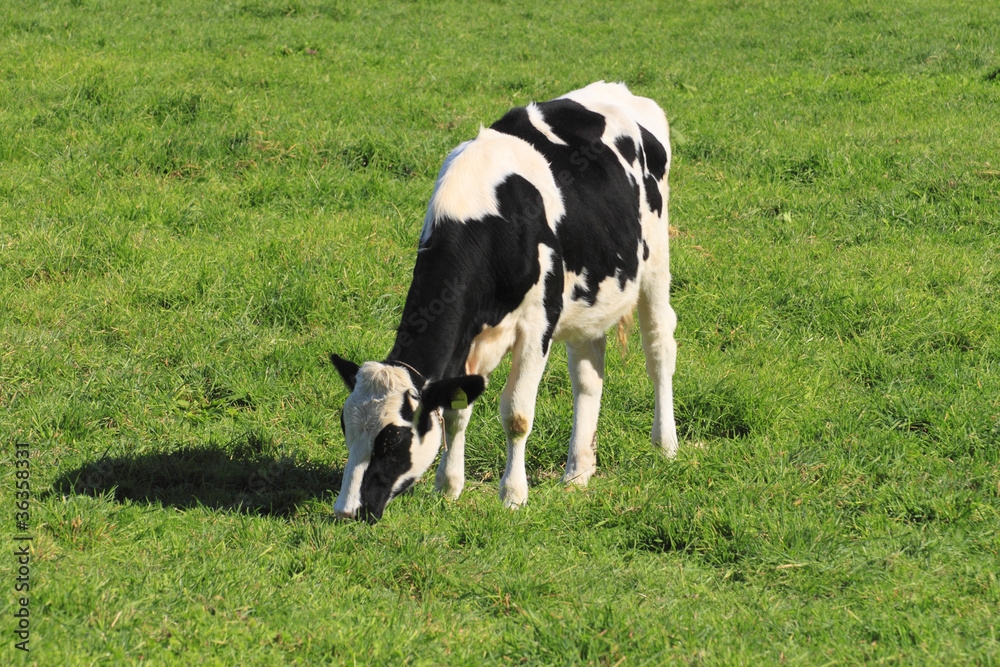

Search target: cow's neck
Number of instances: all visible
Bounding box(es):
[385,250,482,381]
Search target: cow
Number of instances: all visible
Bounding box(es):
[330,81,678,522]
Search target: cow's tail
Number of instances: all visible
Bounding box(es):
[616,311,634,362]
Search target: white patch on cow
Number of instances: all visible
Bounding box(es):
[555,268,642,344]
[421,139,474,244]
[526,103,568,146]
[333,447,369,518]
[423,128,566,241]
[496,243,563,507]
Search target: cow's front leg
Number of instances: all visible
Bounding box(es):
[562,336,606,487]
[499,336,549,508]
[435,405,473,499]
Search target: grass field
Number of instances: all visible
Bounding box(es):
[2,0,999,663]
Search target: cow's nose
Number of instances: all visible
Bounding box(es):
[334,508,355,521]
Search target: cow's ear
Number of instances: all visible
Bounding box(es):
[419,375,486,412]
[330,353,360,391]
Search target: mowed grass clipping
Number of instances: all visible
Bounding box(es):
[2,0,999,664]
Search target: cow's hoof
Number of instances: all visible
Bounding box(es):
[499,483,528,509]
[435,472,465,500]
[561,465,595,488]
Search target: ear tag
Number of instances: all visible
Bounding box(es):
[450,388,468,410]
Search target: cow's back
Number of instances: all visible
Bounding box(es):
[412,82,671,363]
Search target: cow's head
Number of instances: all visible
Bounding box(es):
[329,353,486,522]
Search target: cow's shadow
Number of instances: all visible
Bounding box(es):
[48,435,343,518]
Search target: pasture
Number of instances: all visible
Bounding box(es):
[2,0,999,663]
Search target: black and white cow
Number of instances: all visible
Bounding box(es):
[330,81,678,521]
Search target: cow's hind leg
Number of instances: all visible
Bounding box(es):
[498,335,550,508]
[435,405,473,499]
[638,272,679,457]
[562,336,606,487]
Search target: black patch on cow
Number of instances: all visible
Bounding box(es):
[644,173,663,215]
[643,239,650,261]
[357,424,413,522]
[541,263,562,352]
[491,99,644,310]
[399,391,415,422]
[615,135,637,165]
[639,125,668,180]
[415,408,434,437]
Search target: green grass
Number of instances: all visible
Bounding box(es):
[2,0,999,663]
